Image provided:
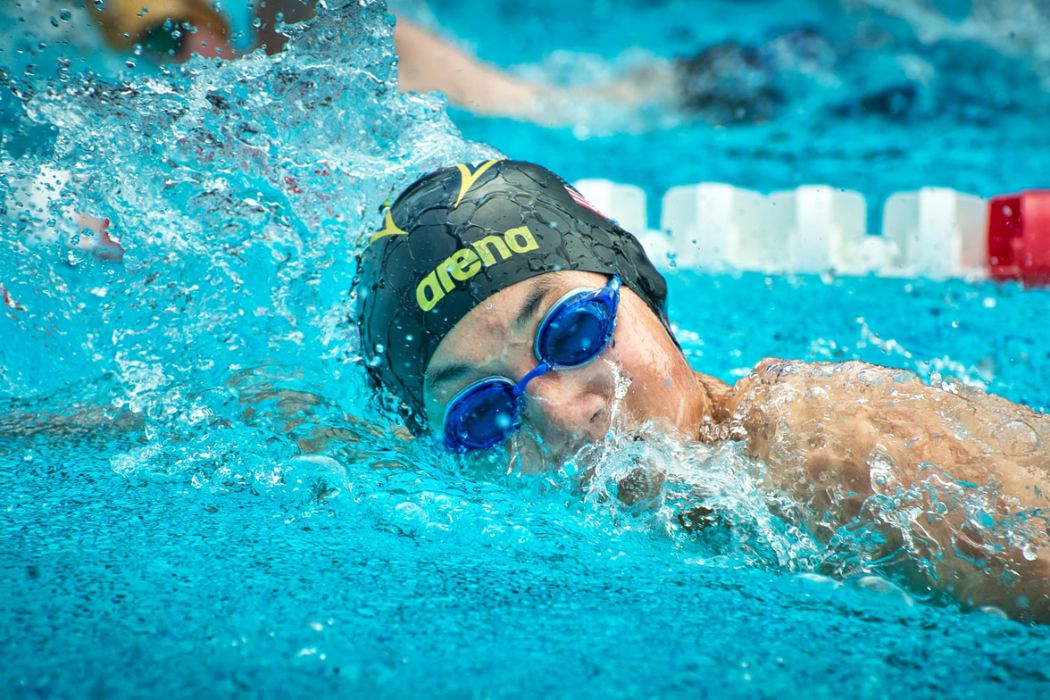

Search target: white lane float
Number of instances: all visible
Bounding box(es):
[882,188,986,279]
[574,178,1050,285]
[766,185,869,274]
[661,183,768,270]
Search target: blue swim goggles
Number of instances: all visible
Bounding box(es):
[442,276,621,453]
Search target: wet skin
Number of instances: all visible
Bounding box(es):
[424,271,1050,622]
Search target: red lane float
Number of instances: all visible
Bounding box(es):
[987,190,1050,284]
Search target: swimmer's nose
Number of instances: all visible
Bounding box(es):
[522,371,609,446]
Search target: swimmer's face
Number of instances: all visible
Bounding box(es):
[423,271,706,470]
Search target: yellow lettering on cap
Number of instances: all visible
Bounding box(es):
[436,261,455,293]
[454,160,499,208]
[504,225,539,254]
[415,225,542,312]
[449,249,481,281]
[416,271,445,312]
[472,235,512,266]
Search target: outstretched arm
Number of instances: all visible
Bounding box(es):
[392,17,546,118]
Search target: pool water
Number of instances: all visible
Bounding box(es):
[3,1,1050,697]
[431,0,1050,225]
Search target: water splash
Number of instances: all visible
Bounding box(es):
[1,2,497,469]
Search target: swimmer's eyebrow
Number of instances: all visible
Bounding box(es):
[428,279,560,390]
[513,277,558,332]
[428,362,473,389]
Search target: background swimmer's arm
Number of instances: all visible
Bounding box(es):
[725,359,1050,622]
[392,19,680,122]
[84,0,230,59]
[253,4,551,118]
[393,18,547,118]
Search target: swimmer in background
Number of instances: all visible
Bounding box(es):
[83,0,553,116]
[353,159,1050,623]
[82,1,918,125]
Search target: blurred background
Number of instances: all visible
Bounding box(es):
[5,0,1050,218]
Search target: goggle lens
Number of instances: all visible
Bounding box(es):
[537,297,615,368]
[443,379,522,451]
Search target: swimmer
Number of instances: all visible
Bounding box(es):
[82,1,546,116]
[80,2,920,124]
[352,159,1050,623]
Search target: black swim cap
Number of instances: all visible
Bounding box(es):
[352,159,671,435]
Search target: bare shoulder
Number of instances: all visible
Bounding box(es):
[726,357,928,406]
[719,358,1050,621]
[722,357,1050,499]
[726,356,1048,430]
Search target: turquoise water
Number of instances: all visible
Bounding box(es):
[3,1,1050,697]
[433,0,1050,225]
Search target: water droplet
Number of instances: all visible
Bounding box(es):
[998,420,1039,457]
